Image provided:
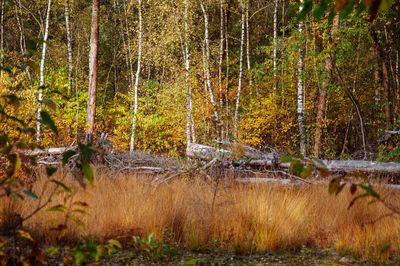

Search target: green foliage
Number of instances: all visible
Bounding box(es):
[133,232,176,262]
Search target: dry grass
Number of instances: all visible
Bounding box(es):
[2,168,400,260]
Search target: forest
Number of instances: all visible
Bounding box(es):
[1,0,400,264]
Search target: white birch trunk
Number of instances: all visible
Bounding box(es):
[273,0,278,91]
[65,0,74,94]
[297,1,306,156]
[129,0,142,152]
[184,0,194,149]
[0,0,4,78]
[15,0,26,55]
[200,3,219,124]
[218,0,224,109]
[36,0,52,144]
[234,0,245,139]
[224,4,230,139]
[245,2,252,87]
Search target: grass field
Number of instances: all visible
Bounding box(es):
[1,169,400,263]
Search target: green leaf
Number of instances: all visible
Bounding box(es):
[329,178,341,195]
[312,0,327,20]
[46,166,57,177]
[47,204,66,212]
[280,156,293,163]
[62,150,77,165]
[50,179,72,193]
[289,160,304,176]
[22,190,38,200]
[358,183,380,199]
[82,162,94,184]
[300,165,313,178]
[39,111,58,135]
[79,144,93,162]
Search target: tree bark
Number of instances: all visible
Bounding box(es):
[85,0,100,144]
[0,0,4,78]
[14,0,26,55]
[234,0,245,139]
[297,0,306,156]
[273,0,278,91]
[36,0,52,144]
[200,3,220,129]
[371,28,392,129]
[129,0,142,152]
[313,15,339,158]
[65,0,74,95]
[245,2,252,87]
[183,0,194,150]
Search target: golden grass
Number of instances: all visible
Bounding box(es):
[2,169,400,260]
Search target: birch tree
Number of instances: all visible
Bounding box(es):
[65,0,74,94]
[15,0,26,55]
[184,0,194,149]
[245,1,252,87]
[129,0,142,152]
[234,0,245,139]
[36,0,52,144]
[297,0,306,156]
[1,0,4,77]
[200,2,220,130]
[273,0,278,91]
[86,0,100,143]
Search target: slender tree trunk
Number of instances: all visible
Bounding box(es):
[218,0,225,139]
[36,0,52,144]
[313,15,339,158]
[224,3,230,139]
[297,1,306,156]
[371,28,392,129]
[122,0,135,94]
[0,0,4,78]
[396,50,400,126]
[245,2,252,87]
[129,0,142,152]
[200,3,220,129]
[65,0,74,95]
[85,0,100,143]
[218,0,224,109]
[15,0,26,55]
[184,0,194,149]
[234,0,245,139]
[273,0,278,92]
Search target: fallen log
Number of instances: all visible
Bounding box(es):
[187,143,400,174]
[26,146,77,156]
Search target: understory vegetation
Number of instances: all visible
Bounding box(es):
[1,170,400,263]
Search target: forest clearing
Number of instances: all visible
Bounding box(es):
[1,0,400,264]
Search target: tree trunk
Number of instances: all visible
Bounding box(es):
[224,2,230,139]
[36,0,52,144]
[234,0,245,139]
[297,1,306,156]
[85,0,100,144]
[184,0,194,150]
[313,15,339,158]
[65,0,74,95]
[200,3,220,129]
[0,0,4,78]
[14,0,26,55]
[245,2,252,87]
[218,0,224,110]
[371,28,392,129]
[129,0,142,152]
[273,0,278,91]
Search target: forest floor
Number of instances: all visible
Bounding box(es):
[101,247,399,265]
